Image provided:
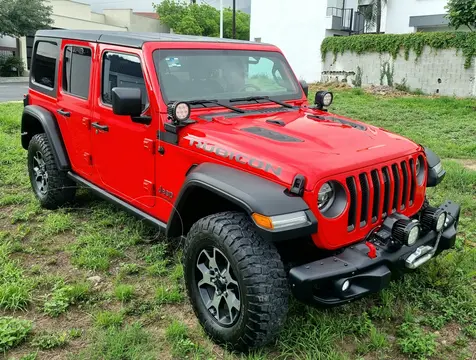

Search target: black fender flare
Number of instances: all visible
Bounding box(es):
[21,105,70,170]
[166,163,317,241]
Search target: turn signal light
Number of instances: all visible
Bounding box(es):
[252,213,274,230]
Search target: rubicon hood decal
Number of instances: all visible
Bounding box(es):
[186,136,282,176]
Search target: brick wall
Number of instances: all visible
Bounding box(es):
[322,47,476,97]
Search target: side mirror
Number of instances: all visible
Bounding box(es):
[112,87,142,117]
[299,80,308,98]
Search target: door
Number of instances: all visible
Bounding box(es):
[57,41,95,176]
[91,49,156,208]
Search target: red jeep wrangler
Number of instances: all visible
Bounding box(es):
[21,30,460,350]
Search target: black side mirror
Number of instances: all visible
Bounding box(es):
[299,80,308,98]
[112,87,142,117]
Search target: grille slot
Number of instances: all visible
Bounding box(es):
[346,176,357,231]
[409,159,416,205]
[370,170,380,223]
[401,161,410,209]
[359,173,369,227]
[391,164,401,212]
[345,158,417,232]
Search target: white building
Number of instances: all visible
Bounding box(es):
[250,0,455,83]
[8,0,169,75]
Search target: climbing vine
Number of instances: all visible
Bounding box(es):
[321,32,476,69]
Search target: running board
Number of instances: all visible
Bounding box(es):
[67,172,167,230]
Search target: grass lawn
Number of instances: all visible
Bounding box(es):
[0,89,475,360]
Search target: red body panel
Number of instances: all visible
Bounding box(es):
[28,39,428,250]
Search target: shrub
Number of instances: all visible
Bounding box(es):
[0,55,24,77]
[0,317,33,352]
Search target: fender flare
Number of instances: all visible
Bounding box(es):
[21,105,70,170]
[166,163,317,241]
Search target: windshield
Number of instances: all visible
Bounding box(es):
[153,50,302,104]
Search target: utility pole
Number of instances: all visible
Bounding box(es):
[232,0,236,39]
[220,0,224,38]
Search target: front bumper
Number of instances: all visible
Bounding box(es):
[289,200,460,307]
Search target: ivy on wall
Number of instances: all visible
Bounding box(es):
[321,32,476,69]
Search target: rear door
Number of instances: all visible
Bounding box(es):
[91,46,156,208]
[57,40,95,176]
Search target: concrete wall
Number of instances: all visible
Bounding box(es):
[386,0,448,34]
[0,36,17,50]
[322,47,476,97]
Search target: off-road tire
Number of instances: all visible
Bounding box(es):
[27,134,76,209]
[183,211,289,351]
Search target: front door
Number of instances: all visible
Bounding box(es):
[57,41,95,176]
[91,48,156,208]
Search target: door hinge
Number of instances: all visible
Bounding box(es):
[84,152,92,166]
[143,138,155,154]
[143,180,155,195]
[82,117,91,130]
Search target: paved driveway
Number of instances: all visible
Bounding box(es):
[0,82,28,103]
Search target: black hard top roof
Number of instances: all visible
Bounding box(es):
[35,30,269,48]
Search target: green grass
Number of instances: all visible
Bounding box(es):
[76,323,156,360]
[94,310,124,328]
[114,284,135,302]
[1,93,475,360]
[0,317,32,352]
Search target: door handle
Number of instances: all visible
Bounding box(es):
[92,122,109,132]
[57,109,71,117]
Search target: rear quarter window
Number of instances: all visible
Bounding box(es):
[30,40,59,98]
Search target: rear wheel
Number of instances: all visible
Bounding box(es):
[27,134,76,209]
[183,212,289,351]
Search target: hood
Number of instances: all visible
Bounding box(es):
[179,107,421,191]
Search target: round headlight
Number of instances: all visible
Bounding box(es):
[421,207,447,232]
[318,182,335,211]
[314,91,334,109]
[407,226,420,246]
[392,219,420,246]
[323,93,333,106]
[168,101,190,123]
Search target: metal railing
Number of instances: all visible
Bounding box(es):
[326,7,366,35]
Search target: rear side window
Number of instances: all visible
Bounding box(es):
[32,41,58,89]
[63,46,92,99]
[102,52,149,109]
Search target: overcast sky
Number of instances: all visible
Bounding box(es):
[82,0,251,13]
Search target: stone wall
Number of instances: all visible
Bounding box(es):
[322,47,476,97]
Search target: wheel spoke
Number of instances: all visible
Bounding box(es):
[224,262,239,287]
[225,291,240,312]
[197,264,214,288]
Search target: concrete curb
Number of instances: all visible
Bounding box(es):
[0,77,29,84]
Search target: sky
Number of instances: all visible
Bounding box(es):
[81,0,251,13]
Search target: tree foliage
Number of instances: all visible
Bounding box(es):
[0,0,53,37]
[153,0,250,40]
[445,0,476,31]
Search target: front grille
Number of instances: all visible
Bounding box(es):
[346,159,417,232]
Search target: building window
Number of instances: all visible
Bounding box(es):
[63,46,92,99]
[101,52,148,109]
[32,41,58,89]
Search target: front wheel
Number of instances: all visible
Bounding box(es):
[183,212,289,351]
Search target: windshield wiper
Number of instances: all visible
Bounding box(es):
[229,96,294,109]
[187,99,245,113]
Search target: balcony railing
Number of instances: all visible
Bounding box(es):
[326,7,365,35]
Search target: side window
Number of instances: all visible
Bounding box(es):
[63,46,92,99]
[32,41,58,89]
[102,52,149,109]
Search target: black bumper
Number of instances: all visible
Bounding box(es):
[289,200,460,307]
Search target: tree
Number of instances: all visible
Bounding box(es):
[0,0,53,37]
[358,0,387,34]
[445,0,476,31]
[154,0,250,40]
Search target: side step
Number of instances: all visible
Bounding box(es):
[67,172,167,230]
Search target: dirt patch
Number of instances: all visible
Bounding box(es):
[456,159,476,172]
